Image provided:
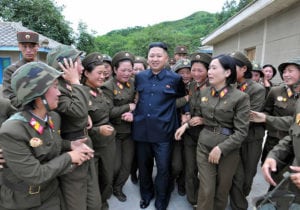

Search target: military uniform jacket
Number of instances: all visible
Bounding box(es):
[264,84,297,139]
[56,78,90,137]
[238,79,266,142]
[132,69,186,142]
[186,80,209,137]
[85,86,115,148]
[0,111,72,209]
[197,86,250,156]
[0,98,17,126]
[2,59,28,108]
[268,100,300,195]
[101,77,135,134]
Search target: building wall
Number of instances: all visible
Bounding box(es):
[212,0,300,84]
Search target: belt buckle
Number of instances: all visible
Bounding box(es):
[29,185,40,194]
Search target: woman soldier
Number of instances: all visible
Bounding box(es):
[251,57,300,188]
[175,54,250,210]
[101,51,136,202]
[81,52,116,210]
[47,45,102,210]
[0,62,93,210]
[229,51,266,210]
[179,52,211,208]
[262,64,277,96]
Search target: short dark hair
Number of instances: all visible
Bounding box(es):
[149,42,168,52]
[262,64,277,78]
[213,54,237,85]
[232,58,252,79]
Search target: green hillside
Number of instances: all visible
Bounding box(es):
[94,11,217,57]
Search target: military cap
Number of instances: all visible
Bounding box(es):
[229,51,252,78]
[82,52,103,69]
[111,51,134,67]
[174,45,188,54]
[189,52,212,66]
[149,42,168,52]
[134,56,148,68]
[168,57,176,65]
[17,31,39,44]
[173,59,191,73]
[11,62,62,105]
[102,54,112,63]
[278,57,300,79]
[251,61,264,77]
[46,45,83,70]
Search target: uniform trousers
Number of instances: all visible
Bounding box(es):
[113,133,134,191]
[230,139,263,210]
[197,143,240,210]
[171,140,185,191]
[93,136,116,204]
[136,141,172,210]
[59,138,102,210]
[183,132,199,205]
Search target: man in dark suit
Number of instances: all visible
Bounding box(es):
[132,42,185,210]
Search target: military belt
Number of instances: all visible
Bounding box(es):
[3,177,40,194]
[204,125,233,136]
[61,128,88,140]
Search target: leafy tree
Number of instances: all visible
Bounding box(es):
[0,0,74,44]
[76,21,96,54]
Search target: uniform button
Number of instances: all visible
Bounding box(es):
[153,84,156,86]
[151,93,154,96]
[149,104,151,106]
[147,114,150,117]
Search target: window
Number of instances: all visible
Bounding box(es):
[0,57,11,84]
[245,47,256,62]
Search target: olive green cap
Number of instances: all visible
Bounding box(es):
[174,45,188,54]
[189,52,212,66]
[229,51,252,78]
[278,57,300,79]
[46,44,83,70]
[17,31,39,43]
[102,54,112,63]
[112,51,134,67]
[168,57,176,65]
[82,52,103,69]
[173,59,191,73]
[11,62,62,105]
[134,56,147,68]
[251,61,264,77]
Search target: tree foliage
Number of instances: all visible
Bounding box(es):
[0,0,74,44]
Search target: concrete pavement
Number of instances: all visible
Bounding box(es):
[108,163,269,210]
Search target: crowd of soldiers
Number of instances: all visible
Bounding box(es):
[0,31,300,210]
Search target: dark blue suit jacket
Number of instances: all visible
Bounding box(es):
[132,69,185,142]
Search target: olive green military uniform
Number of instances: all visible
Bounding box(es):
[86,86,116,208]
[266,99,300,206]
[56,78,102,210]
[2,59,29,108]
[0,99,17,125]
[183,80,208,205]
[230,79,266,210]
[196,86,250,210]
[261,84,297,164]
[101,77,135,195]
[0,111,73,210]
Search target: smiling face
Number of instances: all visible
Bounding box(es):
[208,58,230,90]
[84,64,107,88]
[148,47,168,73]
[177,67,192,84]
[114,60,133,83]
[282,64,300,86]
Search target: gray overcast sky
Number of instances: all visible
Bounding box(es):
[56,0,228,35]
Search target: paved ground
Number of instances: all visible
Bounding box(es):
[108,163,269,210]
